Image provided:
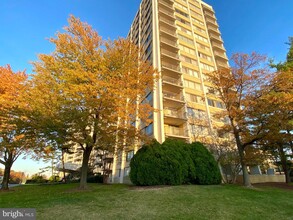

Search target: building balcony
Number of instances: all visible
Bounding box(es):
[163,91,184,101]
[164,125,189,139]
[204,11,215,19]
[159,7,175,19]
[205,17,217,26]
[160,37,179,50]
[162,75,182,93]
[161,61,181,74]
[160,26,177,37]
[159,0,173,10]
[216,61,229,68]
[161,48,179,60]
[162,75,182,86]
[159,16,176,28]
[211,41,226,51]
[213,51,228,61]
[209,34,223,43]
[207,25,220,34]
[163,92,185,108]
[164,116,187,126]
[164,108,185,117]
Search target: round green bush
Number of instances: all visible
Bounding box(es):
[188,142,222,185]
[130,140,183,185]
[130,139,220,186]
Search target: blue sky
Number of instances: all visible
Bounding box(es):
[0,0,292,176]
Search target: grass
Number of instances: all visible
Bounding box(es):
[0,183,292,220]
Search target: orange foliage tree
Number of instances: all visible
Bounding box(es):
[0,65,28,190]
[208,53,273,187]
[258,69,293,183]
[24,16,157,189]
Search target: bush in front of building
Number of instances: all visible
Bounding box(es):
[129,139,221,186]
[161,139,196,184]
[188,142,222,185]
[129,140,186,186]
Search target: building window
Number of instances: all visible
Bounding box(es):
[124,167,130,177]
[145,123,153,135]
[200,62,215,71]
[180,55,197,65]
[184,80,202,90]
[207,99,225,109]
[198,52,212,62]
[185,93,204,104]
[182,66,199,78]
[177,25,192,35]
[175,8,189,18]
[126,151,134,162]
[179,44,196,55]
[178,34,194,45]
[195,34,208,43]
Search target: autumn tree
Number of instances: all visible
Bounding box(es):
[208,53,272,187]
[0,65,29,190]
[24,16,156,189]
[259,39,293,183]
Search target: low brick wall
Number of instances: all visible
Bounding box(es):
[237,174,285,184]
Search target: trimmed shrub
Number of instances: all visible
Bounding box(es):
[161,139,196,184]
[188,142,222,185]
[130,139,221,186]
[130,140,184,185]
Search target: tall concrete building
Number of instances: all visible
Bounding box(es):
[110,0,229,183]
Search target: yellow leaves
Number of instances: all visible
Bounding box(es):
[25,15,157,150]
[0,65,27,129]
[0,65,27,105]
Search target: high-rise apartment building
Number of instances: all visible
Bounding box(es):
[110,0,229,183]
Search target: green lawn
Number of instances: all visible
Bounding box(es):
[1,183,292,220]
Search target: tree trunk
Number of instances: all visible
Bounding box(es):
[278,144,291,183]
[79,145,93,190]
[1,154,13,190]
[61,149,67,183]
[234,130,251,187]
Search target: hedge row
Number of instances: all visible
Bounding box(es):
[130,139,221,186]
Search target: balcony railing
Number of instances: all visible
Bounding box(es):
[164,108,186,119]
[190,6,202,14]
[205,17,217,25]
[211,42,225,50]
[159,0,173,9]
[160,26,176,36]
[207,25,220,33]
[161,48,179,59]
[216,61,228,67]
[210,34,223,42]
[165,126,187,137]
[160,16,176,27]
[204,11,215,18]
[161,61,181,72]
[214,51,227,59]
[159,7,175,18]
[163,92,184,101]
[160,37,178,47]
[162,75,182,86]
